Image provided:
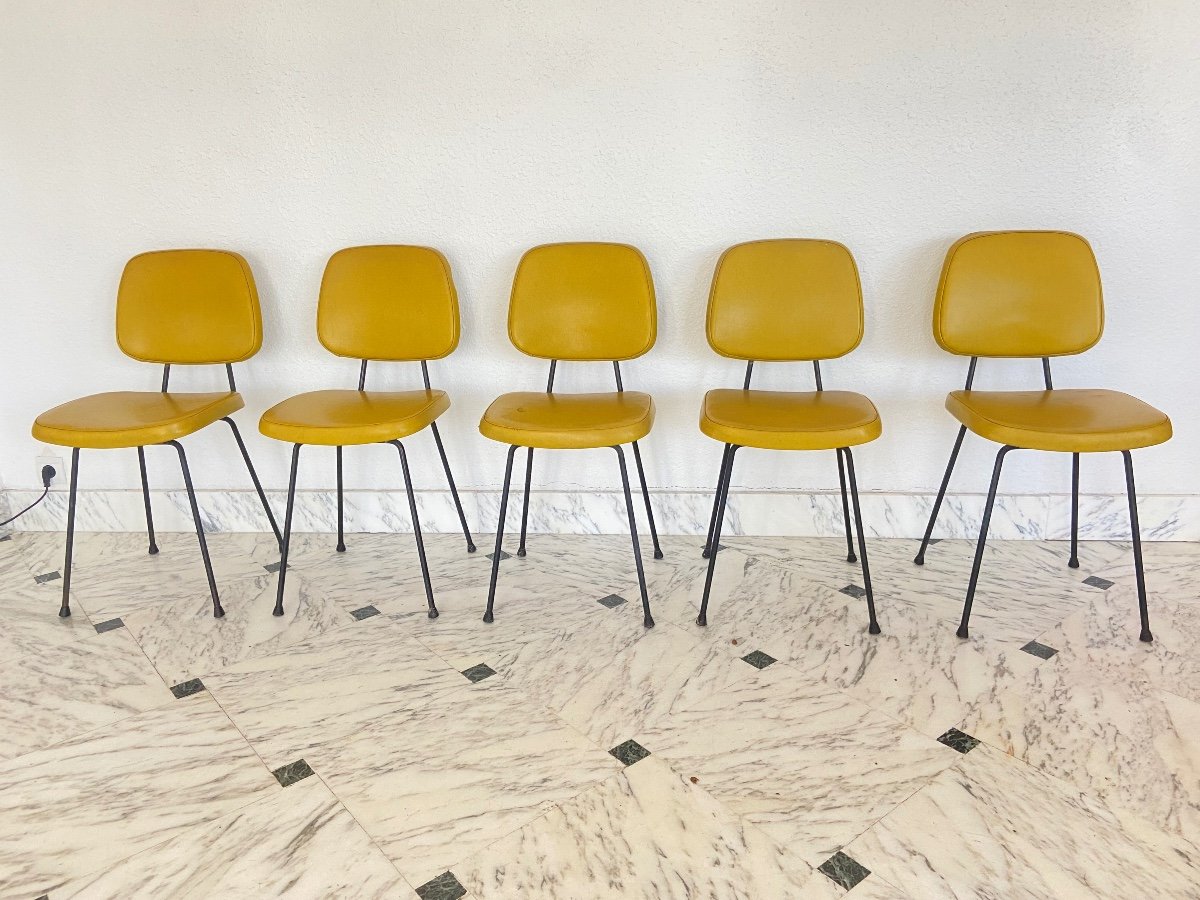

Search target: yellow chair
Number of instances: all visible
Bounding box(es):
[32,249,281,618]
[259,245,475,618]
[696,239,882,634]
[479,242,663,627]
[914,231,1171,642]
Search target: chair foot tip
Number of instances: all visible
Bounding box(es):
[955,626,969,639]
[467,543,477,553]
[148,545,159,556]
[913,555,925,566]
[336,544,346,553]
[847,553,858,563]
[643,617,655,628]
[696,615,707,627]
[869,622,881,635]
[58,607,71,618]
[1068,558,1079,569]
[653,550,664,560]
[272,606,284,617]
[1140,630,1153,643]
[701,550,710,559]
[482,613,494,624]
[213,607,226,619]
[427,608,439,619]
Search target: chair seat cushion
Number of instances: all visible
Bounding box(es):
[700,389,881,451]
[32,391,243,449]
[479,391,654,449]
[946,388,1171,452]
[259,389,449,446]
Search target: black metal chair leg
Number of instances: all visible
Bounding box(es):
[841,447,880,634]
[484,445,519,623]
[274,444,302,617]
[335,446,346,553]
[915,424,967,565]
[59,447,80,617]
[517,448,533,557]
[429,421,476,553]
[166,440,223,618]
[137,446,159,555]
[698,445,739,626]
[614,445,654,628]
[630,440,663,560]
[221,417,282,549]
[702,443,733,559]
[1122,450,1153,643]
[836,448,857,564]
[1069,452,1080,568]
[390,440,438,619]
[957,444,1016,639]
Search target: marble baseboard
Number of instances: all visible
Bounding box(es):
[3,487,1198,540]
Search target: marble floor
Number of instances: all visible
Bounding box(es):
[1,527,1199,899]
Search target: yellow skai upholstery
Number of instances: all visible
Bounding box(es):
[117,249,262,364]
[945,389,1171,453]
[34,249,262,450]
[318,245,459,361]
[934,231,1103,357]
[707,239,863,361]
[260,246,463,446]
[507,242,656,361]
[33,392,244,450]
[480,391,654,450]
[260,390,450,446]
[698,239,881,451]
[701,389,880,451]
[480,242,660,449]
[936,231,1170,452]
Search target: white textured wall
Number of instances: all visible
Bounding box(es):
[2,0,1198,509]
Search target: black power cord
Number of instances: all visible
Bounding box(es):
[0,465,57,528]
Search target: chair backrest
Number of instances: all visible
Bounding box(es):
[116,249,262,364]
[707,239,864,361]
[934,231,1104,357]
[508,242,656,361]
[318,245,459,361]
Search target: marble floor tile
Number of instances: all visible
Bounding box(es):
[635,664,959,867]
[785,598,1044,738]
[0,693,278,896]
[310,679,623,887]
[959,636,1200,838]
[123,570,352,685]
[0,626,172,762]
[847,742,1200,898]
[1091,539,1200,599]
[205,615,466,768]
[54,777,406,898]
[455,756,845,900]
[14,531,268,622]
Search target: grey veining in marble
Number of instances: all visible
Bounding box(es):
[53,777,406,898]
[456,756,842,900]
[847,742,1200,898]
[0,694,277,896]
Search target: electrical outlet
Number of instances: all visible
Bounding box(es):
[36,454,64,489]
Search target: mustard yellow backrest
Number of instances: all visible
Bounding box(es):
[508,242,656,361]
[707,239,864,361]
[934,231,1104,357]
[317,246,459,361]
[116,249,262,364]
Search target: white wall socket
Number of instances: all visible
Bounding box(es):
[36,454,64,490]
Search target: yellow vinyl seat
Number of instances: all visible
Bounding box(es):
[258,245,477,621]
[700,389,880,451]
[34,391,244,450]
[479,242,664,629]
[916,230,1171,645]
[695,239,881,635]
[31,249,280,620]
[946,388,1171,453]
[480,390,654,450]
[259,389,449,446]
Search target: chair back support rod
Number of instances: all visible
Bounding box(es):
[1042,357,1054,390]
[964,356,978,390]
[743,361,754,389]
[357,359,368,391]
[613,361,624,392]
[813,360,824,391]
